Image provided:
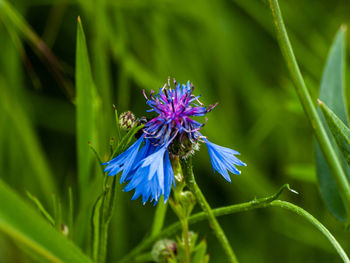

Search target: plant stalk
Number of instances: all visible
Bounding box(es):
[181,157,239,263]
[268,0,350,220]
[181,218,191,263]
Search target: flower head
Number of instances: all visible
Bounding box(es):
[143,78,217,147]
[103,78,246,204]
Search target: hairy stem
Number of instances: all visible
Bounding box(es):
[268,0,350,220]
[181,218,191,263]
[181,157,238,263]
[168,156,191,263]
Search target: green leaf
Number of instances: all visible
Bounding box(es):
[316,26,349,222]
[113,105,121,143]
[150,197,168,238]
[91,192,104,261]
[0,179,93,263]
[91,176,117,263]
[319,101,350,165]
[192,239,208,263]
[75,17,96,199]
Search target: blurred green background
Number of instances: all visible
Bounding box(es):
[1,0,350,262]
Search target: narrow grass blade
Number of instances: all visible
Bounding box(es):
[76,17,96,200]
[0,0,73,99]
[91,193,104,261]
[150,197,168,238]
[113,105,121,143]
[316,26,349,222]
[0,179,93,263]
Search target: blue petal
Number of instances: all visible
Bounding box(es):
[163,151,175,202]
[123,144,175,204]
[204,138,246,182]
[120,139,154,183]
[141,147,166,187]
[103,136,144,177]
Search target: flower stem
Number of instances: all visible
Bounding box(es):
[118,185,350,263]
[168,156,192,263]
[181,157,239,263]
[268,0,350,220]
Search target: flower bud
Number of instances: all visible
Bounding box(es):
[119,111,136,130]
[180,191,196,206]
[151,239,177,262]
[180,191,196,216]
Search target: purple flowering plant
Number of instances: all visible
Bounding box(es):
[2,3,350,263]
[103,78,246,205]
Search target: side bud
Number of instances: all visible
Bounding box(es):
[119,111,136,130]
[180,191,196,216]
[151,239,177,262]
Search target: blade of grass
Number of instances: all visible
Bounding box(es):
[150,197,168,238]
[0,13,41,89]
[91,193,104,261]
[0,179,93,263]
[76,16,96,200]
[0,0,74,99]
[42,0,67,47]
[113,105,121,143]
[91,0,114,154]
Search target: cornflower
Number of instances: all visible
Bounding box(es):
[103,78,246,204]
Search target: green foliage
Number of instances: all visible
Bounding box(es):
[1,0,350,262]
[319,101,350,166]
[0,78,57,202]
[0,180,93,263]
[316,27,350,222]
[75,17,98,200]
[192,239,209,263]
[91,119,145,262]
